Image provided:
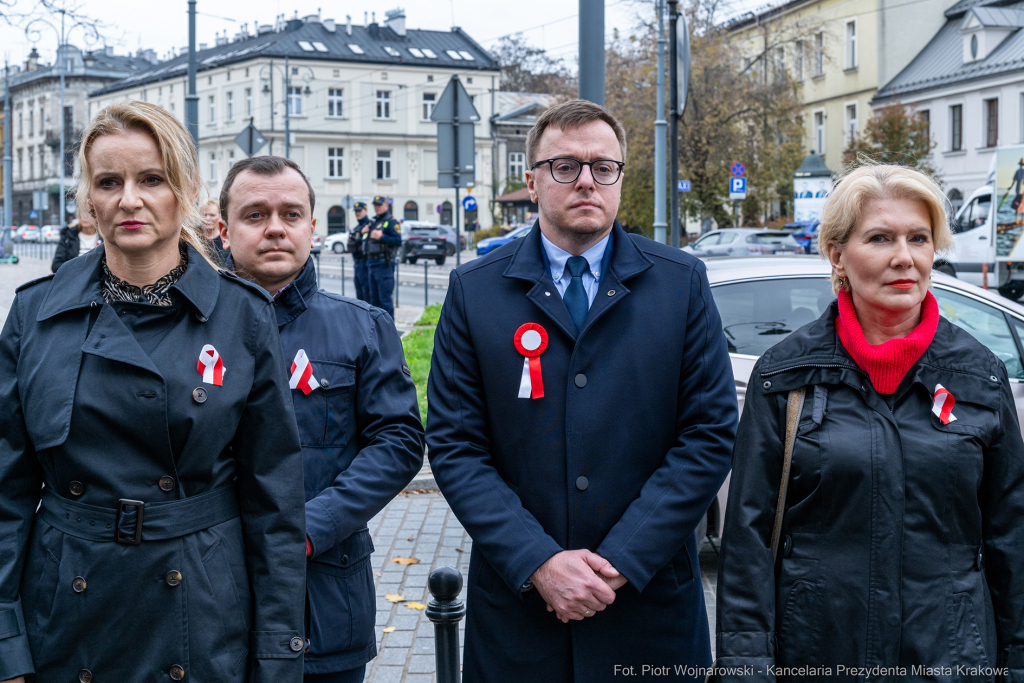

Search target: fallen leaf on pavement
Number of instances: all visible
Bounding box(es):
[385,593,406,603]
[405,602,426,610]
[382,627,395,633]
[456,548,464,552]
[390,557,420,565]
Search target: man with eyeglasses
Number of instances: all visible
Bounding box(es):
[426,100,738,682]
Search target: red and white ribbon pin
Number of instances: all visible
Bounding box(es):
[932,384,957,424]
[514,323,548,399]
[289,349,319,395]
[197,345,224,386]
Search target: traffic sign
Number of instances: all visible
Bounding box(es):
[729,177,747,199]
[432,75,479,189]
[462,196,477,211]
[29,210,38,219]
[730,162,746,178]
[678,180,691,192]
[234,121,268,157]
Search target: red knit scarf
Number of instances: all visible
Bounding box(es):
[835,288,939,394]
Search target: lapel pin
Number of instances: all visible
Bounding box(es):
[514,323,548,399]
[932,384,957,424]
[197,345,224,386]
[289,349,320,395]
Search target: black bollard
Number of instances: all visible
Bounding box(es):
[424,262,429,307]
[426,566,466,683]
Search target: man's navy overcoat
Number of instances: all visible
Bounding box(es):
[272,258,424,674]
[0,244,307,682]
[426,223,739,682]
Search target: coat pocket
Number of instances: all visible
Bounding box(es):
[947,592,991,678]
[200,535,250,673]
[21,519,63,656]
[316,361,357,449]
[775,579,822,666]
[306,543,375,656]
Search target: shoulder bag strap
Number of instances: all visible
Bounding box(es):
[770,386,806,561]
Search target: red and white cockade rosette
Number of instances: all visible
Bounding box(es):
[197,344,224,386]
[514,323,548,399]
[932,383,957,424]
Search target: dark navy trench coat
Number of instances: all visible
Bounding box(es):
[426,222,738,683]
[0,244,307,682]
[272,258,424,673]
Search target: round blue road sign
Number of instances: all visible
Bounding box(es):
[462,196,477,212]
[730,162,746,177]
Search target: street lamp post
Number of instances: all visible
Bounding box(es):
[668,0,680,248]
[186,0,199,149]
[653,0,667,244]
[261,58,313,159]
[3,61,12,236]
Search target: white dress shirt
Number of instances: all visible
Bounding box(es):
[540,231,610,308]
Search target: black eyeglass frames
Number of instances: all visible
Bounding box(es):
[531,158,625,185]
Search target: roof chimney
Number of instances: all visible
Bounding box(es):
[324,18,336,32]
[385,8,406,37]
[26,47,40,72]
[346,15,352,35]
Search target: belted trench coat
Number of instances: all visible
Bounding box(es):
[715,301,1024,682]
[426,223,738,682]
[0,244,307,682]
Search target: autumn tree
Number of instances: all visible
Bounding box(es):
[491,34,576,97]
[843,102,938,178]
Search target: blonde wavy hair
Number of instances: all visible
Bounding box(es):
[818,164,952,294]
[76,100,215,267]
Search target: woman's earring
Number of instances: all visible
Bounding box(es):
[89,209,96,217]
[838,277,844,286]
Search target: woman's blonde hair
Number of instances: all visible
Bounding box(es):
[200,199,220,214]
[818,164,952,294]
[76,100,215,267]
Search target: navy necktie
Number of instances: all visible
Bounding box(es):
[563,255,590,333]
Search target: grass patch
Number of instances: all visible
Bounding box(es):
[402,303,442,424]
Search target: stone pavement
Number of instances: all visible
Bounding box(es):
[363,491,720,682]
[0,254,52,323]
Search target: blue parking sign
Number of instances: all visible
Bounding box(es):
[729,177,747,199]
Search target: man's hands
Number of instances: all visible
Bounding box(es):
[530,550,626,623]
[370,229,383,240]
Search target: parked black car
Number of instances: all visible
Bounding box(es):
[402,225,448,264]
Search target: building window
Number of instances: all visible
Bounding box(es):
[327,147,344,178]
[288,86,303,116]
[328,88,344,117]
[228,150,235,168]
[509,152,526,182]
[38,105,44,135]
[28,102,34,137]
[814,111,825,156]
[845,103,857,146]
[985,98,998,147]
[209,152,217,181]
[845,20,857,70]
[226,91,234,120]
[422,92,436,121]
[795,41,804,82]
[919,109,930,141]
[245,88,253,118]
[404,200,419,220]
[376,90,391,119]
[814,32,824,77]
[17,111,22,138]
[950,104,963,151]
[208,95,215,123]
[376,149,392,179]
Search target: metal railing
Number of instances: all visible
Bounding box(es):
[12,241,58,261]
[312,252,451,307]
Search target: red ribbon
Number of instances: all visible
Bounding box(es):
[514,323,548,399]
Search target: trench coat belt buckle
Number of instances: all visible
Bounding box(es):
[38,485,240,545]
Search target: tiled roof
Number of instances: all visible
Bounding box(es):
[91,20,499,97]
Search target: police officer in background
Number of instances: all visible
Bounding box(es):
[364,196,401,318]
[347,202,371,303]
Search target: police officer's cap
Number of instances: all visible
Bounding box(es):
[372,195,387,205]
[354,201,367,211]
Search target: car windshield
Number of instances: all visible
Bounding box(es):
[410,227,443,237]
[749,233,792,244]
[712,276,836,356]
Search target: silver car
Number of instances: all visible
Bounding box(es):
[685,228,803,257]
[703,256,1024,539]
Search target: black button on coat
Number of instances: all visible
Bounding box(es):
[272,258,424,674]
[0,245,307,682]
[715,302,1024,682]
[427,223,738,682]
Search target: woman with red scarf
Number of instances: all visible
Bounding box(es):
[714,165,1024,682]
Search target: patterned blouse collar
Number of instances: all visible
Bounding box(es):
[101,244,189,306]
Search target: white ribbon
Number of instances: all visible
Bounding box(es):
[289,349,319,395]
[198,344,224,385]
[518,358,533,399]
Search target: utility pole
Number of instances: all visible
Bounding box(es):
[284,55,290,158]
[668,0,680,248]
[185,0,199,150]
[267,59,275,155]
[453,81,461,267]
[58,10,67,229]
[3,61,12,237]
[578,0,605,105]
[653,0,667,244]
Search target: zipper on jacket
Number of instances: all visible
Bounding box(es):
[761,362,864,377]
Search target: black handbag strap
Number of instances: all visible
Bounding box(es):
[771,387,806,561]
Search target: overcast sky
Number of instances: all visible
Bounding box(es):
[0,0,759,72]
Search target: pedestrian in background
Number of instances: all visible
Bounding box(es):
[365,196,401,318]
[200,198,229,266]
[426,100,738,682]
[0,100,307,683]
[220,155,424,683]
[715,164,1024,681]
[348,201,371,303]
[50,209,101,273]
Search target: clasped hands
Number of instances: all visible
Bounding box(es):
[530,549,628,623]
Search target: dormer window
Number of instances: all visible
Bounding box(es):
[961,7,1024,63]
[971,34,979,59]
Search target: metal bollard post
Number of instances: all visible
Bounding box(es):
[424,262,429,307]
[426,566,466,683]
[341,256,346,297]
[394,260,400,307]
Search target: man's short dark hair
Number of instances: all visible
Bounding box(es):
[219,155,316,221]
[526,99,627,168]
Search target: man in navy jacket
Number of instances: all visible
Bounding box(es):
[426,101,738,682]
[219,156,425,682]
